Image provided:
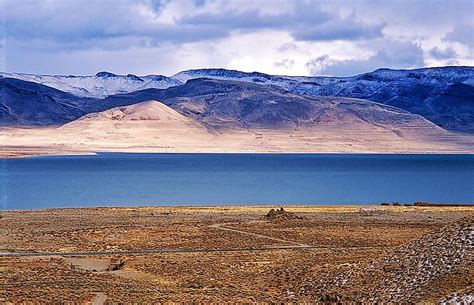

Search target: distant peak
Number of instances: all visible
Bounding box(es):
[126,74,144,81]
[95,71,117,78]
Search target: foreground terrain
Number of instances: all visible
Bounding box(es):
[0,205,472,303]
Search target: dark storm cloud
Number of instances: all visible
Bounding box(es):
[443,24,474,50]
[5,0,383,49]
[2,0,472,76]
[179,5,384,42]
[291,19,385,41]
[307,40,425,76]
[429,47,458,60]
[4,0,230,50]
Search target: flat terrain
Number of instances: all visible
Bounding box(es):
[2,126,473,158]
[1,100,473,158]
[0,205,472,303]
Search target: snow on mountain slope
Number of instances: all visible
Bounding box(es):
[172,68,300,90]
[172,67,474,133]
[2,77,473,153]
[2,66,473,132]
[173,67,474,92]
[0,71,182,98]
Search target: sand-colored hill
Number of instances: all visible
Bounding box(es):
[0,101,214,154]
[1,99,473,157]
[57,100,214,150]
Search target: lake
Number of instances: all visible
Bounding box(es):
[1,153,473,210]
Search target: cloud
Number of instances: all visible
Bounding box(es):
[2,0,472,76]
[443,24,474,49]
[179,10,297,31]
[292,19,385,41]
[305,55,330,73]
[307,40,425,76]
[274,59,295,69]
[4,0,233,51]
[277,43,298,52]
[5,0,383,50]
[429,47,457,60]
[180,4,383,42]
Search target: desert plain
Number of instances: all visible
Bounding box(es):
[0,205,472,303]
[1,100,474,158]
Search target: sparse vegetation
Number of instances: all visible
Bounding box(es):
[0,206,471,303]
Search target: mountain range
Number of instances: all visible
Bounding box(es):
[0,66,473,155]
[1,66,473,133]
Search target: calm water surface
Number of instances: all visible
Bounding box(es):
[1,153,473,209]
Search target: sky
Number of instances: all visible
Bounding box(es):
[1,0,473,76]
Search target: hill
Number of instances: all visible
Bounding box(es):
[57,100,213,150]
[0,77,91,126]
[300,215,473,302]
[173,67,474,133]
[1,79,472,155]
[0,72,181,98]
[103,78,449,134]
[2,66,472,133]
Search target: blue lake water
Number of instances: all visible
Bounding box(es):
[1,153,473,210]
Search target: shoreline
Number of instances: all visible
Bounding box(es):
[2,148,474,159]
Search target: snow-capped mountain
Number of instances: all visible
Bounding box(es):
[0,77,444,134]
[172,67,474,133]
[172,68,300,90]
[3,66,473,99]
[0,71,182,98]
[172,66,474,90]
[1,66,473,132]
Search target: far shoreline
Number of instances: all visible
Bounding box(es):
[2,147,474,159]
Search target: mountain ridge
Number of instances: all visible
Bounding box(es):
[2,66,472,133]
[1,76,473,155]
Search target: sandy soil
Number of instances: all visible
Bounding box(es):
[1,100,473,157]
[0,205,472,303]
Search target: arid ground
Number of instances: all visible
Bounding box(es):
[0,205,472,303]
[2,100,474,158]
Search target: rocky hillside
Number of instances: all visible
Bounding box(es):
[300,215,473,302]
[0,77,91,126]
[2,66,472,133]
[1,77,448,138]
[102,78,447,134]
[174,67,474,133]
